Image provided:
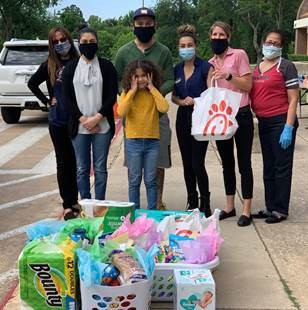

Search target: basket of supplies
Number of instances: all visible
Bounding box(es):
[80,277,153,310]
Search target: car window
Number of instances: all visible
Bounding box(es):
[4,46,48,65]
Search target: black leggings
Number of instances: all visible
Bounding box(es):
[176,108,209,197]
[215,107,254,199]
[49,123,78,209]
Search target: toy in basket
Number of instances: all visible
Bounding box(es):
[151,257,219,302]
[80,277,153,310]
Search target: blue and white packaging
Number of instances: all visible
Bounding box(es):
[174,269,215,310]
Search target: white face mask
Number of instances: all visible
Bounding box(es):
[262,44,282,60]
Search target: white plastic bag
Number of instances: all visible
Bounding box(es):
[191,84,242,141]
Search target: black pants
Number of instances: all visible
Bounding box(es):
[176,107,209,197]
[216,107,254,199]
[258,114,298,216]
[49,123,78,209]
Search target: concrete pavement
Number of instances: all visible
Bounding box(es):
[3,100,308,309]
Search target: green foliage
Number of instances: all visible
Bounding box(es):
[288,54,308,62]
[0,0,59,41]
[0,0,303,65]
[58,5,85,37]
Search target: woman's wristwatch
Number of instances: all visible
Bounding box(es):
[226,73,233,81]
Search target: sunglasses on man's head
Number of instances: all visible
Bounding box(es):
[52,37,67,45]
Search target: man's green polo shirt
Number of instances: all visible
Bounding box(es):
[114,40,174,96]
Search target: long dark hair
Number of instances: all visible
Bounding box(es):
[47,27,79,85]
[122,60,162,92]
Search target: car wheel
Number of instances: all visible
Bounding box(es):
[1,107,21,124]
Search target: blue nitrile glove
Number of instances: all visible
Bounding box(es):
[279,124,294,149]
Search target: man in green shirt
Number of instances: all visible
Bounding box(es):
[114,7,174,210]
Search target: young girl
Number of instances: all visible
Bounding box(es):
[117,60,169,210]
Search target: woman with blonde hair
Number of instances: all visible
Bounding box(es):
[209,21,254,226]
[28,27,80,220]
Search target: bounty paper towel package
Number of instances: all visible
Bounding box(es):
[19,234,79,309]
[174,269,215,310]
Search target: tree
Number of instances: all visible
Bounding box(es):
[0,0,58,41]
[58,5,85,36]
[236,0,301,60]
[88,15,104,31]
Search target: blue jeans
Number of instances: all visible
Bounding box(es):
[258,113,298,216]
[72,130,112,200]
[126,138,160,209]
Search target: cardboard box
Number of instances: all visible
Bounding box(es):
[174,269,215,310]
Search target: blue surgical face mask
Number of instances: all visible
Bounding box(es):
[262,44,282,60]
[179,47,196,61]
[54,40,71,55]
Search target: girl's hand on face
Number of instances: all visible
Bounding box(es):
[147,73,154,90]
[181,96,194,106]
[130,74,138,92]
[213,69,229,80]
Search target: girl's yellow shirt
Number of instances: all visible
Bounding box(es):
[118,87,169,139]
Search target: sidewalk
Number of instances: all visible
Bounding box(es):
[5,101,308,309]
[107,99,308,309]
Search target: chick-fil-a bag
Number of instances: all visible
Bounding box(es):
[191,81,242,141]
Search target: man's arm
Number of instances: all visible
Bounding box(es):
[160,48,174,96]
[113,49,125,95]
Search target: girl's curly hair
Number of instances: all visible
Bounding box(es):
[122,59,162,92]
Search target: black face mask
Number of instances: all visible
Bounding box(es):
[211,39,229,55]
[79,43,98,60]
[134,26,155,43]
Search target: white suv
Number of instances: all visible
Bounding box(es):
[0,39,49,123]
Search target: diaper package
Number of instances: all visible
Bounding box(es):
[174,269,215,310]
[19,234,79,309]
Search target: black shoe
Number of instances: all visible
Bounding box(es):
[265,214,287,224]
[219,208,236,220]
[200,206,212,218]
[237,214,252,227]
[186,192,199,210]
[251,210,272,219]
[199,193,211,217]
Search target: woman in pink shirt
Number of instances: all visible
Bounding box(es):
[209,21,254,227]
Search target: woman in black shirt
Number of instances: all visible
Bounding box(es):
[28,27,80,220]
[172,25,214,216]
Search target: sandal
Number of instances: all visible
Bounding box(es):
[63,209,77,221]
[71,203,81,215]
[157,202,167,211]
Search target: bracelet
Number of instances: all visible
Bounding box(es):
[226,73,233,81]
